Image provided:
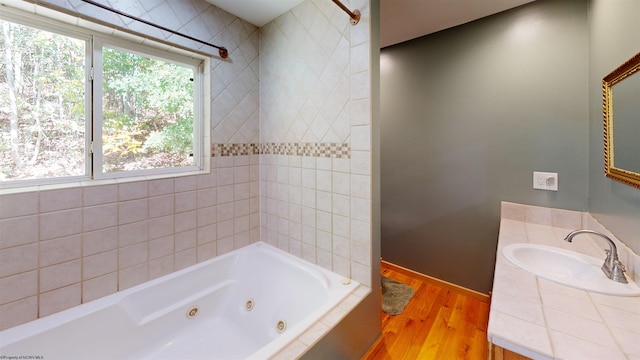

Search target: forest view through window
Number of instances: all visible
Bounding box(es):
[0,19,86,182]
[0,14,205,187]
[100,46,197,174]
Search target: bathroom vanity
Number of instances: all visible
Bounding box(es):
[488,202,640,360]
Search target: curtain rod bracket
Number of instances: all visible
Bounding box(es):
[350,9,361,25]
[331,0,360,25]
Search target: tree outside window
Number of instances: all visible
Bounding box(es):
[0,16,204,187]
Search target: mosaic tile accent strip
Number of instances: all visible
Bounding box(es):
[212,143,350,158]
[212,143,254,156]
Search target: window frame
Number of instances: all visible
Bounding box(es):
[0,10,94,188]
[0,7,210,191]
[92,36,205,180]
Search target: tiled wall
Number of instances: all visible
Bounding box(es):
[259,0,372,286]
[0,0,372,331]
[0,0,261,330]
[0,156,260,330]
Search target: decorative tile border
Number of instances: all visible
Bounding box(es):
[212,143,257,156]
[212,143,350,158]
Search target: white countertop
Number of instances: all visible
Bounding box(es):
[488,202,640,360]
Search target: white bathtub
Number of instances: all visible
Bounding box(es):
[0,242,359,360]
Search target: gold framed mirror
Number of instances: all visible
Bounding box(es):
[603,50,640,189]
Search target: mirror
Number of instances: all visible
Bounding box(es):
[603,50,640,188]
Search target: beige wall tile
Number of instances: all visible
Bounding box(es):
[175,176,197,192]
[83,203,117,232]
[149,255,174,279]
[174,248,197,270]
[118,221,149,247]
[196,188,217,209]
[175,191,197,213]
[0,192,38,219]
[175,229,197,252]
[197,206,217,227]
[119,243,148,269]
[149,235,174,260]
[83,227,118,256]
[83,250,117,280]
[82,273,117,303]
[119,263,148,290]
[175,210,197,233]
[118,199,148,225]
[217,203,234,222]
[197,242,217,262]
[197,172,217,189]
[40,188,83,213]
[83,184,117,206]
[0,244,38,278]
[148,215,174,240]
[197,224,217,245]
[350,151,370,176]
[118,181,148,201]
[0,296,37,331]
[149,178,174,196]
[333,215,350,238]
[0,271,37,305]
[40,260,81,293]
[39,283,81,317]
[0,215,38,249]
[148,194,175,218]
[217,185,234,204]
[40,235,81,267]
[40,209,82,241]
[350,174,370,199]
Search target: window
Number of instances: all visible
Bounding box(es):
[0,12,207,188]
[0,18,88,183]
[94,39,203,179]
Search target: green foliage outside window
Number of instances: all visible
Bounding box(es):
[0,18,198,182]
[0,19,86,181]
[101,47,195,173]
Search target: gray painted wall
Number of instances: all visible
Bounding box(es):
[380,0,589,293]
[588,0,640,255]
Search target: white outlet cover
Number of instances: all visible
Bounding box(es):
[533,171,558,191]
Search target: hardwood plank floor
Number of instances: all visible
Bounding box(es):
[362,263,491,360]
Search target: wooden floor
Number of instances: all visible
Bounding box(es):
[362,263,491,360]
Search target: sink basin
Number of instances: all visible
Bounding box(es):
[502,243,640,296]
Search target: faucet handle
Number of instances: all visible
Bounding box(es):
[610,260,628,283]
[615,260,626,273]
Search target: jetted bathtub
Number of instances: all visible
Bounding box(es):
[0,242,359,359]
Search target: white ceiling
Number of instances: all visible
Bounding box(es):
[205,0,535,47]
[205,0,305,27]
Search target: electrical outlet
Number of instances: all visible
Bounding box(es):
[533,171,558,191]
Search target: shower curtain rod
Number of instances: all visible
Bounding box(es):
[331,0,361,25]
[79,0,229,58]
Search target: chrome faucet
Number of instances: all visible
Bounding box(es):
[564,230,627,283]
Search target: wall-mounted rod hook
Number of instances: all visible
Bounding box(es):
[331,0,361,25]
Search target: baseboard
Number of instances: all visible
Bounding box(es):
[381,260,491,303]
